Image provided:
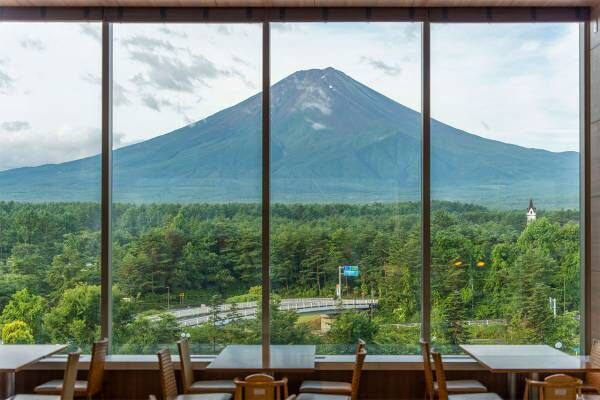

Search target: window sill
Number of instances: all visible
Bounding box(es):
[27,354,484,371]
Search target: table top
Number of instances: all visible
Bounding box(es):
[0,344,67,373]
[460,345,600,373]
[207,345,316,371]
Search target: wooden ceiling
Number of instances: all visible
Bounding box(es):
[0,0,597,7]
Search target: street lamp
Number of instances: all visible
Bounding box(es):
[450,257,486,312]
[166,286,170,310]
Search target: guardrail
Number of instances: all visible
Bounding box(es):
[159,298,378,327]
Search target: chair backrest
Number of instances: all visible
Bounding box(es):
[420,339,435,400]
[524,374,582,400]
[431,352,449,400]
[157,348,179,400]
[177,338,194,394]
[61,351,81,400]
[350,346,367,400]
[355,338,366,355]
[590,338,600,366]
[87,338,109,396]
[234,373,288,400]
[586,338,600,392]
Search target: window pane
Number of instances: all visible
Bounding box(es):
[431,23,580,353]
[0,22,101,350]
[111,23,262,354]
[270,22,422,355]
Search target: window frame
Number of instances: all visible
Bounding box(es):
[0,6,591,357]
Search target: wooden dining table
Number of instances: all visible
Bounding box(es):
[0,344,67,398]
[207,344,316,371]
[460,344,600,399]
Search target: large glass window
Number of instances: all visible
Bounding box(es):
[111,23,262,354]
[0,17,584,357]
[0,22,101,351]
[430,23,581,353]
[270,22,422,354]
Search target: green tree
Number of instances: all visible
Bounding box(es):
[47,231,100,295]
[2,320,34,344]
[118,313,180,354]
[0,289,46,341]
[327,311,378,344]
[43,284,101,347]
[6,243,47,276]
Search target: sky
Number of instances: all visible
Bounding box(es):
[0,21,580,171]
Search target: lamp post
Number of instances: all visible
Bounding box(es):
[166,286,170,310]
[338,266,342,300]
[451,258,486,312]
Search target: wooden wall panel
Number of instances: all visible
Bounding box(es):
[14,367,520,400]
[0,0,597,6]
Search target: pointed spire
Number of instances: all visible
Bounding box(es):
[527,199,536,212]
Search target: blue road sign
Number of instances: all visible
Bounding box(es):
[343,265,360,277]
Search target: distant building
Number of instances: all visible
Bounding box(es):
[527,199,537,224]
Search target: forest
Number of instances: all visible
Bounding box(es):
[0,200,581,355]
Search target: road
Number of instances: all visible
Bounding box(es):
[151,298,379,327]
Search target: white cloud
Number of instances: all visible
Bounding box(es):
[113,23,261,144]
[1,120,30,132]
[430,23,579,152]
[20,38,44,51]
[80,24,101,42]
[0,125,100,171]
[0,22,101,170]
[311,121,327,131]
[0,21,580,172]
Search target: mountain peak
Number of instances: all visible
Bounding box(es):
[290,66,342,76]
[276,67,349,87]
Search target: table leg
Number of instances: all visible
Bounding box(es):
[508,372,517,400]
[530,372,540,400]
[1,371,15,399]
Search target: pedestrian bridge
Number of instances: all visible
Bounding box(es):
[163,298,378,327]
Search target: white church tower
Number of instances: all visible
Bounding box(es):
[526,199,537,225]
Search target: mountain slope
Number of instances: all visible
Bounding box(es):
[0,67,579,208]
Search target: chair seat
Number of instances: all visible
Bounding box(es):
[175,394,232,400]
[435,379,488,394]
[189,380,236,394]
[296,394,351,400]
[299,380,352,395]
[7,396,61,400]
[583,383,600,393]
[34,380,88,395]
[448,393,503,400]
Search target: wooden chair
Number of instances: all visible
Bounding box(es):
[296,345,367,400]
[298,339,366,398]
[523,374,582,400]
[7,352,81,400]
[432,352,502,400]
[156,348,232,400]
[420,340,487,399]
[233,374,294,400]
[35,339,108,400]
[583,339,600,394]
[177,338,236,394]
